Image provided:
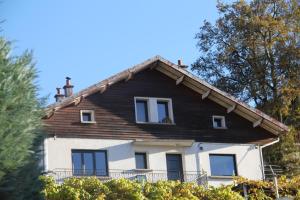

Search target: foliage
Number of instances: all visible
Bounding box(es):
[41,176,300,199]
[0,37,44,199]
[234,175,300,199]
[40,176,244,200]
[264,127,300,175]
[192,0,300,174]
[105,178,144,200]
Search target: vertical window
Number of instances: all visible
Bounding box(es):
[157,101,169,123]
[209,154,237,176]
[136,100,149,122]
[72,152,82,175]
[135,153,147,169]
[212,116,226,128]
[83,152,94,175]
[80,110,95,123]
[72,150,108,176]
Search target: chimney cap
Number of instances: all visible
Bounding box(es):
[54,87,64,102]
[177,59,188,69]
[64,76,74,88]
[56,87,62,94]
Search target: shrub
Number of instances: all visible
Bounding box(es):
[104,178,144,200]
[40,175,300,200]
[234,175,300,199]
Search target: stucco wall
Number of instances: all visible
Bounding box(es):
[45,137,263,186]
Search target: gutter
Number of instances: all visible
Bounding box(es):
[259,138,280,180]
[261,138,280,149]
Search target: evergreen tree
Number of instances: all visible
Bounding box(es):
[192,0,300,174]
[0,37,44,199]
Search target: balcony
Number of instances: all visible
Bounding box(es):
[46,169,208,186]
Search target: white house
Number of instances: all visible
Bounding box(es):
[42,56,288,186]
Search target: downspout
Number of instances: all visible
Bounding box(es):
[43,137,49,172]
[259,138,280,180]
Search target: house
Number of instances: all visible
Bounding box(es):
[42,56,288,186]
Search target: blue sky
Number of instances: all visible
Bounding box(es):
[1,0,222,103]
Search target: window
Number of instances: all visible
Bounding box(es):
[135,153,147,169]
[157,101,170,123]
[72,150,108,176]
[135,100,149,122]
[212,115,226,128]
[134,97,174,124]
[80,110,95,123]
[209,154,237,176]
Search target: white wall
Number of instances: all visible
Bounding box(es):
[45,137,263,186]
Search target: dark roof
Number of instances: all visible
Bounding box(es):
[45,55,289,135]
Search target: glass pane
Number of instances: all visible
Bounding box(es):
[209,155,236,176]
[136,100,148,122]
[72,152,82,175]
[83,153,94,175]
[95,152,108,176]
[135,153,147,169]
[82,113,92,121]
[213,118,222,127]
[157,101,169,123]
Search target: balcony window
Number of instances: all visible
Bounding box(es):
[209,154,237,176]
[135,153,147,169]
[135,97,174,124]
[72,150,108,176]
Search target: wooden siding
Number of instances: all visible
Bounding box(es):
[43,68,276,144]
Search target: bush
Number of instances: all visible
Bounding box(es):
[234,175,300,199]
[40,175,300,200]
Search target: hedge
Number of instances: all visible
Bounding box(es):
[40,176,300,200]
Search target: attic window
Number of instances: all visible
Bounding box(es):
[134,97,174,124]
[212,115,226,129]
[80,110,96,123]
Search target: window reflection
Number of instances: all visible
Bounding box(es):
[209,154,237,176]
[72,150,108,176]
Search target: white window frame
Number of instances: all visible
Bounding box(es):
[80,110,96,123]
[212,115,226,129]
[134,97,174,124]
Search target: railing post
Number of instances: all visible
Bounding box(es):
[243,184,248,200]
[274,176,279,199]
[270,165,280,199]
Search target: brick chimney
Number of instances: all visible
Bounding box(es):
[63,77,74,97]
[54,88,64,102]
[178,59,188,69]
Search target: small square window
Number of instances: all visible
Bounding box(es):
[212,115,226,129]
[80,110,95,123]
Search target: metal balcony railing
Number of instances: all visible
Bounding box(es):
[264,165,284,180]
[46,169,208,186]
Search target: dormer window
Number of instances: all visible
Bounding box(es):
[80,110,96,123]
[212,115,226,129]
[134,97,174,124]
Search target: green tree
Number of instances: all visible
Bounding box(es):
[192,0,300,174]
[0,37,44,199]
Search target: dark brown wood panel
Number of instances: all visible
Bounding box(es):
[43,68,276,144]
